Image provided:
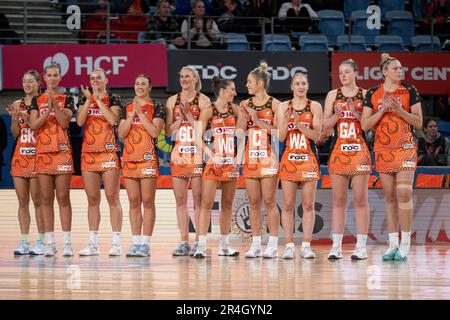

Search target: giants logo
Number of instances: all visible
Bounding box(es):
[20,128,36,144]
[249,150,267,158]
[402,142,414,150]
[341,144,361,152]
[288,153,308,161]
[19,147,36,155]
[105,142,115,151]
[179,146,197,154]
[143,153,153,161]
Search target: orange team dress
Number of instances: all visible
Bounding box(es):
[170,93,203,178]
[328,87,372,175]
[31,93,74,175]
[242,97,278,179]
[10,98,37,178]
[121,99,165,178]
[78,93,122,171]
[364,82,422,174]
[279,100,320,182]
[202,102,239,182]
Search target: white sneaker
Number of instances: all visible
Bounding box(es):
[328,246,343,260]
[108,243,122,256]
[282,246,295,259]
[218,245,239,256]
[394,242,410,261]
[62,242,74,257]
[193,244,207,258]
[29,240,45,255]
[79,242,100,256]
[245,246,262,258]
[44,243,57,257]
[382,241,399,261]
[300,246,316,259]
[351,246,368,260]
[262,246,278,259]
[14,241,30,255]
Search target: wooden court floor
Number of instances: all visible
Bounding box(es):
[0,190,449,300]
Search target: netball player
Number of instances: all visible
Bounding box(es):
[361,53,423,261]
[166,66,210,256]
[240,62,281,259]
[77,69,124,256]
[193,76,244,258]
[277,71,323,259]
[7,70,44,255]
[118,74,165,257]
[29,63,74,257]
[324,59,371,260]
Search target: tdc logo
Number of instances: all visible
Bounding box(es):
[43,53,70,77]
[66,5,81,30]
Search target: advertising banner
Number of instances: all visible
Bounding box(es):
[332,52,450,95]
[168,50,330,94]
[2,44,168,88]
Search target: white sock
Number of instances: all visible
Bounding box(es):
[38,233,45,241]
[132,235,141,245]
[286,242,295,249]
[63,231,71,244]
[89,231,98,244]
[112,232,121,245]
[401,231,411,245]
[268,236,278,248]
[219,235,229,248]
[142,236,151,246]
[332,234,343,248]
[302,241,310,249]
[252,236,261,247]
[46,232,55,244]
[388,232,399,247]
[198,235,207,247]
[356,234,367,248]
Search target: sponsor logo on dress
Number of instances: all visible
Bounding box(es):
[262,168,278,175]
[179,146,197,154]
[60,143,69,151]
[288,153,309,161]
[214,127,235,135]
[58,164,72,172]
[341,144,361,152]
[105,142,115,151]
[143,153,153,160]
[402,142,414,150]
[19,147,36,155]
[302,171,318,179]
[402,160,416,168]
[88,108,103,116]
[101,161,117,168]
[249,150,267,158]
[357,164,371,172]
[142,168,156,175]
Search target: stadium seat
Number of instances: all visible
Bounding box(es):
[375,35,405,51]
[225,33,250,51]
[298,34,329,52]
[343,0,370,18]
[137,31,146,43]
[350,10,380,46]
[317,10,345,46]
[386,11,415,46]
[263,34,292,52]
[412,35,441,52]
[379,0,405,18]
[337,35,367,52]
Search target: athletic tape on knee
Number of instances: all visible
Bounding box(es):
[396,183,413,191]
[398,199,413,210]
